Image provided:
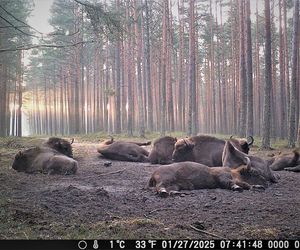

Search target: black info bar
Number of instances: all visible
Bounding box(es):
[0,239,299,250]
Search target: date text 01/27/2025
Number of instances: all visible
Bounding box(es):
[106,240,299,249]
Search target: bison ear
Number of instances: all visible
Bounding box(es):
[174,137,177,142]
[247,136,254,146]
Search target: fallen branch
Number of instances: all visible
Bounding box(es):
[95,168,126,176]
[148,207,187,215]
[189,225,224,239]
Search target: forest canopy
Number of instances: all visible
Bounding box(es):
[0,0,299,149]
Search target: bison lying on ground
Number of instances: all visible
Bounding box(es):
[269,150,300,172]
[43,137,74,158]
[97,137,150,162]
[222,141,279,182]
[172,135,253,166]
[148,136,177,164]
[148,159,267,197]
[12,146,78,175]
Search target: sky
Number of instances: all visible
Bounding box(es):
[28,0,54,34]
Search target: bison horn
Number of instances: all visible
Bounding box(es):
[70,138,74,144]
[230,135,234,139]
[247,136,254,146]
[245,157,251,171]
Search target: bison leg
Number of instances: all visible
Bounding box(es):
[250,185,265,190]
[231,184,243,192]
[284,165,300,172]
[124,153,149,162]
[234,180,251,190]
[156,184,180,198]
[157,187,169,198]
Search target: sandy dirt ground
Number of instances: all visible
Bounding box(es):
[0,141,299,240]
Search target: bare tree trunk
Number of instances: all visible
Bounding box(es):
[261,0,272,149]
[160,0,168,136]
[0,64,8,136]
[283,0,290,127]
[245,0,253,137]
[238,0,247,137]
[144,0,153,132]
[134,0,145,137]
[279,0,287,139]
[126,0,133,136]
[188,0,196,136]
[288,0,299,148]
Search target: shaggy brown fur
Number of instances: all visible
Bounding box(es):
[172,135,253,166]
[148,160,267,197]
[97,137,149,162]
[270,150,300,172]
[12,146,78,175]
[148,136,177,164]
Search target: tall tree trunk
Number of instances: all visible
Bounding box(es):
[279,0,287,139]
[288,0,299,148]
[283,0,290,127]
[0,64,7,136]
[261,0,272,149]
[126,0,133,136]
[114,0,121,134]
[246,0,253,137]
[160,0,168,136]
[16,50,23,137]
[188,0,196,136]
[134,0,145,137]
[239,0,247,137]
[144,0,153,132]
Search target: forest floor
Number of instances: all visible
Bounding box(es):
[0,135,299,240]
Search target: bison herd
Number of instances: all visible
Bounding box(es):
[11,135,300,197]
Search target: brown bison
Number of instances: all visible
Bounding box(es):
[172,135,254,166]
[222,140,279,183]
[148,136,177,164]
[43,137,74,158]
[97,137,150,162]
[148,159,267,197]
[269,150,300,172]
[12,146,78,175]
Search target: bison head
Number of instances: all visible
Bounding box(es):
[236,157,268,187]
[229,135,254,154]
[222,140,249,167]
[172,138,195,162]
[12,151,29,172]
[44,137,73,158]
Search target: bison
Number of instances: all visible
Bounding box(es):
[269,150,300,172]
[12,146,78,175]
[172,135,254,166]
[147,136,177,164]
[222,140,279,183]
[97,137,150,162]
[148,159,267,197]
[43,137,74,158]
